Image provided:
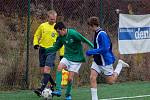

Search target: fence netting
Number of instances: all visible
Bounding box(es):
[0,0,150,90]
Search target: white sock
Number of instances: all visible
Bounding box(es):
[114,62,123,75]
[91,88,98,100]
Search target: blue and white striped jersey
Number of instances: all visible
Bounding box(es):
[90,28,116,66]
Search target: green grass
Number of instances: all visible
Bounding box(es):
[0,81,150,100]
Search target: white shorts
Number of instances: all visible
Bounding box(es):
[60,58,82,73]
[91,61,114,76]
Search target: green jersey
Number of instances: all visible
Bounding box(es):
[46,29,94,62]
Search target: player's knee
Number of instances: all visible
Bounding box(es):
[68,74,74,82]
[106,75,116,85]
[68,78,73,83]
[106,80,115,85]
[44,66,50,73]
[90,75,97,82]
[57,67,62,71]
[68,77,73,83]
[57,64,63,71]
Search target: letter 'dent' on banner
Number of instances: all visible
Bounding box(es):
[118,14,150,54]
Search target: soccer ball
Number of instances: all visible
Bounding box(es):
[42,88,52,100]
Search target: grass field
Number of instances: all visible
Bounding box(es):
[0,81,150,100]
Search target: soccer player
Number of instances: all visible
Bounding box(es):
[46,22,94,100]
[86,16,129,100]
[33,10,64,96]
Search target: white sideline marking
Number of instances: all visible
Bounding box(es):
[100,94,150,100]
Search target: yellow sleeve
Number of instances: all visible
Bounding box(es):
[33,25,42,46]
[59,45,64,56]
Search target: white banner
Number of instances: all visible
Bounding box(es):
[118,14,150,54]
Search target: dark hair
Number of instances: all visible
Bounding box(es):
[87,16,100,27]
[54,22,66,30]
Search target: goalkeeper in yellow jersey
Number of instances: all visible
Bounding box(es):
[33,10,64,96]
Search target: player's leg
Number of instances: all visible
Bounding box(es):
[39,47,46,74]
[101,64,115,84]
[40,53,56,90]
[52,58,67,97]
[114,59,129,76]
[40,67,53,90]
[39,53,44,84]
[65,71,75,100]
[65,60,81,100]
[34,47,46,96]
[34,66,54,96]
[105,60,129,84]
[34,51,56,96]
[90,62,100,100]
[44,53,56,89]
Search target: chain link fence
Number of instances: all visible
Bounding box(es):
[0,0,150,90]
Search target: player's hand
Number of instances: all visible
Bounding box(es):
[34,45,39,49]
[86,50,92,56]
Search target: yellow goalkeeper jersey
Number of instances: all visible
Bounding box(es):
[33,22,64,55]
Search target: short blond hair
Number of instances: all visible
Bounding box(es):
[47,10,57,16]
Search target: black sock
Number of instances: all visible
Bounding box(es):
[49,75,56,86]
[41,73,50,91]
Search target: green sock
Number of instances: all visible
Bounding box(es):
[56,71,62,91]
[66,81,72,95]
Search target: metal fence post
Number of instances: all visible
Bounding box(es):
[25,0,31,89]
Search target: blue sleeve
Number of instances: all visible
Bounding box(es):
[88,32,111,55]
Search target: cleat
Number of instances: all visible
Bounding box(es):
[65,94,72,100]
[51,90,62,97]
[34,88,42,97]
[118,59,129,67]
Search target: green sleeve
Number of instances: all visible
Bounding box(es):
[74,31,94,49]
[46,37,63,53]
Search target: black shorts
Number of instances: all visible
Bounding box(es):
[39,47,56,67]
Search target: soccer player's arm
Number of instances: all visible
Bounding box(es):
[87,32,110,55]
[74,31,94,49]
[33,25,42,46]
[46,37,63,53]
